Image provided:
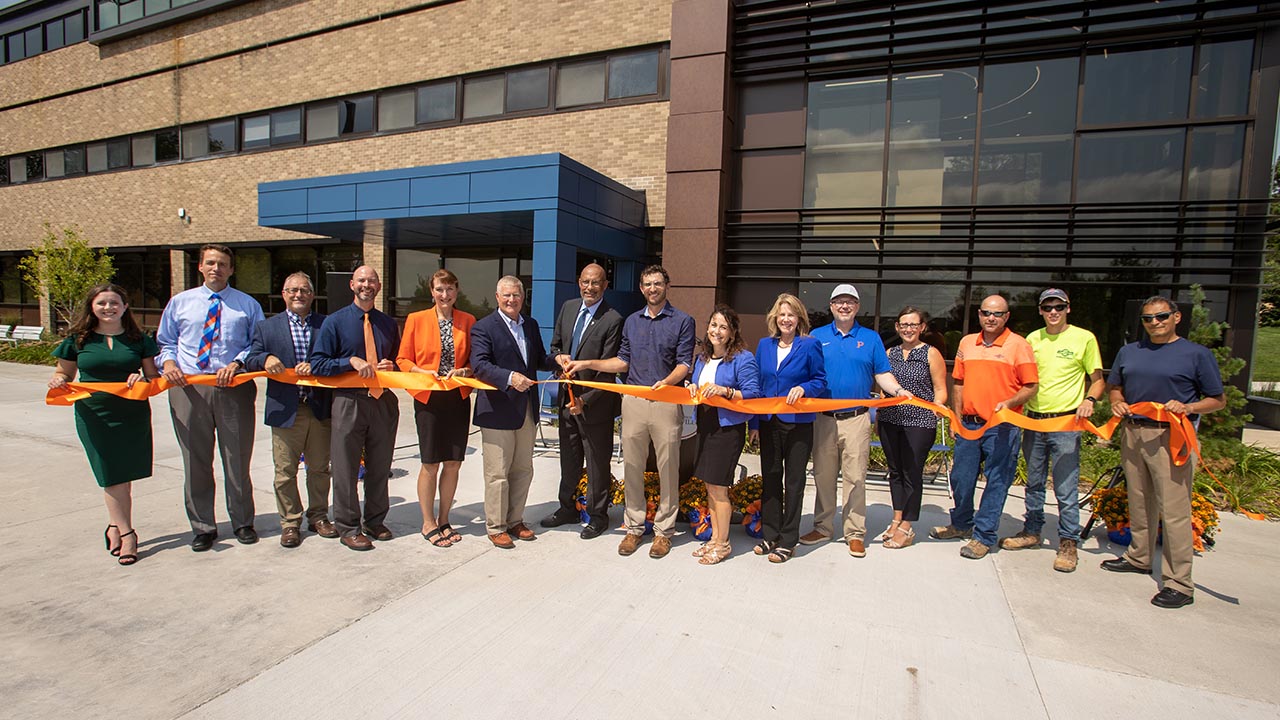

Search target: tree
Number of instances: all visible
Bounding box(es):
[1261,160,1280,326]
[19,224,115,329]
[1187,283,1250,444]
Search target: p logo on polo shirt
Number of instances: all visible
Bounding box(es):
[857,341,865,348]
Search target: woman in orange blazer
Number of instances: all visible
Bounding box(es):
[397,269,476,547]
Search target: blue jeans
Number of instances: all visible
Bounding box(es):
[949,419,1021,547]
[1020,429,1082,542]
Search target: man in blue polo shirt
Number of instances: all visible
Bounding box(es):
[800,284,910,557]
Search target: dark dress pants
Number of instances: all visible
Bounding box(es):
[557,407,614,525]
[759,417,813,549]
[330,390,400,537]
[879,422,936,522]
[169,381,257,535]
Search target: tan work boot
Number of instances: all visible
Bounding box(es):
[1054,539,1078,573]
[959,539,990,559]
[929,524,972,541]
[999,530,1041,550]
[649,535,672,558]
[618,532,644,556]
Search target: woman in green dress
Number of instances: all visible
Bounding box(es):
[49,284,159,566]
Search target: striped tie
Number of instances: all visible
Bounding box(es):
[197,293,221,372]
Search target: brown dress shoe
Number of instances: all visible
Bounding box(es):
[848,538,866,557]
[799,530,830,546]
[488,532,516,549]
[618,532,644,556]
[308,519,339,538]
[363,524,393,541]
[280,527,301,548]
[340,533,374,551]
[649,536,672,558]
[508,523,536,541]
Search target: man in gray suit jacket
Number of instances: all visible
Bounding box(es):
[541,263,623,539]
[245,272,336,548]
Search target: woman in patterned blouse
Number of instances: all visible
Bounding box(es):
[878,306,948,549]
[396,269,477,547]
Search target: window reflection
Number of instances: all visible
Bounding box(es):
[977,57,1076,204]
[805,76,887,208]
[886,68,977,207]
[1082,44,1191,125]
[1194,38,1252,118]
[1077,129,1184,203]
[394,248,442,314]
[1187,124,1245,200]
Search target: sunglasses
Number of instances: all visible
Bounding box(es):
[1141,311,1175,323]
[979,310,1007,318]
[1040,304,1068,313]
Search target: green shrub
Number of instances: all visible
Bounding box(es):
[0,341,58,366]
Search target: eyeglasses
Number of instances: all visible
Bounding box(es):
[830,299,858,308]
[979,310,1008,318]
[896,322,923,329]
[282,288,312,295]
[1040,304,1068,313]
[1141,311,1174,323]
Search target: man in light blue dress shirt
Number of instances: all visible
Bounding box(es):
[157,244,265,551]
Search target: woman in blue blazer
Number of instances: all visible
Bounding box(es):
[688,304,761,565]
[749,293,826,562]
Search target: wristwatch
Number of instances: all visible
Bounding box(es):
[1084,395,1098,403]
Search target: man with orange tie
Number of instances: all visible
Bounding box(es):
[157,243,265,552]
[310,265,401,551]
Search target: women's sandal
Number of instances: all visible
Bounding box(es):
[767,546,794,564]
[880,520,901,544]
[692,542,709,558]
[699,543,731,565]
[422,527,452,547]
[883,527,916,549]
[117,530,139,566]
[439,524,462,543]
[753,539,778,556]
[105,524,121,556]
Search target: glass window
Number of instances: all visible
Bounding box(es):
[805,75,887,208]
[379,89,416,131]
[242,115,270,149]
[144,0,170,15]
[65,11,85,43]
[271,108,301,145]
[8,157,25,183]
[1077,129,1185,203]
[106,139,130,169]
[119,0,143,24]
[207,120,235,153]
[24,26,41,56]
[87,143,108,172]
[45,149,66,178]
[64,146,86,175]
[445,249,501,318]
[339,96,374,135]
[1194,38,1253,118]
[0,159,8,185]
[131,135,155,166]
[416,82,455,124]
[608,50,659,99]
[234,248,271,296]
[98,1,119,30]
[45,18,65,51]
[463,75,504,119]
[1083,44,1192,125]
[25,153,44,181]
[557,59,606,107]
[506,67,549,112]
[1187,124,1245,200]
[156,129,179,162]
[306,103,339,141]
[394,248,442,314]
[977,57,1077,204]
[182,125,208,158]
[887,67,978,207]
[7,32,24,61]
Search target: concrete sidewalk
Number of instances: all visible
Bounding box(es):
[2,360,1278,719]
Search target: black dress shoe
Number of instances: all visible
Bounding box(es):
[363,524,393,541]
[1151,587,1194,609]
[191,533,217,552]
[234,526,259,545]
[1100,557,1149,574]
[541,509,581,528]
[580,522,608,540]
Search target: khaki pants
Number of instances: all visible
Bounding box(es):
[270,402,332,528]
[1121,424,1196,596]
[811,412,872,540]
[480,408,537,535]
[621,395,682,537]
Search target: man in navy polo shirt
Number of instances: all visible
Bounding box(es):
[800,284,910,557]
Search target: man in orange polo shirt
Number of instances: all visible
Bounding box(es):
[931,295,1038,559]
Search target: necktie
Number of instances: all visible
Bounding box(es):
[363,312,383,399]
[570,306,590,358]
[197,293,221,372]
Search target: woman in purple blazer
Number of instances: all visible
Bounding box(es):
[749,293,826,563]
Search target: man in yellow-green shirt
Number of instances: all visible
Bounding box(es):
[999,288,1103,573]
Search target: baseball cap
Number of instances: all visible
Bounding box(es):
[830,284,860,301]
[1038,288,1069,305]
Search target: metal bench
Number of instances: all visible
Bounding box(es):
[0,325,12,347]
[11,326,45,343]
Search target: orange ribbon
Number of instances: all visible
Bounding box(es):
[44,369,493,406]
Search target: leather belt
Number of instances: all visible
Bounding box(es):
[1126,416,1170,428]
[961,414,985,424]
[822,407,868,420]
[1025,410,1075,420]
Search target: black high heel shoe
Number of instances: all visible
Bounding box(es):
[105,524,121,557]
[117,530,139,566]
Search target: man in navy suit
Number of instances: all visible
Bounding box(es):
[471,275,549,549]
[245,272,336,548]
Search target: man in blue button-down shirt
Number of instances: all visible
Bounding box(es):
[566,264,694,559]
[156,244,265,551]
